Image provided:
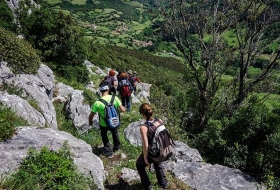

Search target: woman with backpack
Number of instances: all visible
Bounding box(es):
[136,103,168,190]
[103,69,117,94]
[117,72,133,112]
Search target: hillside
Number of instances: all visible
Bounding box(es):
[1,0,280,188]
[45,0,162,50]
[0,60,265,190]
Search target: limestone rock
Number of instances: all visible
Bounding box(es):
[0,127,105,190]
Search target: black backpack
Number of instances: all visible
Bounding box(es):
[145,119,175,162]
[129,76,135,86]
[99,94,120,128]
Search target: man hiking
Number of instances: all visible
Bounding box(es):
[88,81,125,158]
[103,69,117,94]
[128,70,141,95]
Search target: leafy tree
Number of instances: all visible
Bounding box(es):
[157,0,280,186]
[0,0,15,31]
[192,95,280,188]
[17,1,89,82]
[157,0,280,133]
[0,27,40,74]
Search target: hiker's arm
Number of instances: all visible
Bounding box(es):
[129,82,133,91]
[113,80,118,87]
[88,112,95,126]
[119,105,126,112]
[140,125,150,165]
[117,82,121,91]
[136,77,141,83]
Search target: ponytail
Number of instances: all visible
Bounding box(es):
[139,103,153,120]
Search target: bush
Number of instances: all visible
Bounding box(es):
[0,28,40,74]
[0,104,28,142]
[192,96,280,187]
[2,141,96,189]
[0,0,15,31]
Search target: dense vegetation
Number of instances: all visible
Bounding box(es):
[0,0,15,31]
[0,28,40,74]
[0,104,28,141]
[0,0,280,189]
[2,142,96,189]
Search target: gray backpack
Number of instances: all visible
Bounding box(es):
[145,119,175,162]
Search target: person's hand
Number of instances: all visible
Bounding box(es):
[144,158,150,166]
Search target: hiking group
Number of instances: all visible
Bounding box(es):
[88,70,174,190]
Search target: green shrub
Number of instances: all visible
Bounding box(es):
[2,141,96,189]
[0,104,28,142]
[0,0,15,31]
[192,95,280,187]
[0,28,40,74]
[0,83,24,97]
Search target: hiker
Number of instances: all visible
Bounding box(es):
[117,72,133,112]
[103,69,117,94]
[136,103,168,190]
[129,71,141,95]
[88,81,125,158]
[117,70,127,82]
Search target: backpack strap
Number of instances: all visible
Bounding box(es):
[98,94,120,123]
[144,118,161,138]
[99,94,115,106]
[99,98,108,106]
[144,119,175,145]
[110,93,115,105]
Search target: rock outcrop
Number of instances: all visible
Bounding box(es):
[0,62,57,129]
[0,127,105,190]
[0,91,45,127]
[124,121,265,190]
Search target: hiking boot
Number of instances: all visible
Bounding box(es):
[144,185,153,190]
[107,154,114,158]
[113,147,120,152]
[103,149,113,158]
[159,184,168,189]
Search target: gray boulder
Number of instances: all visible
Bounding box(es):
[166,161,264,190]
[0,91,45,127]
[124,120,143,146]
[120,167,140,183]
[124,121,264,190]
[84,60,106,76]
[54,82,76,98]
[0,127,105,190]
[54,82,100,133]
[131,93,141,104]
[36,64,55,100]
[0,63,57,129]
[65,90,96,133]
[0,62,13,85]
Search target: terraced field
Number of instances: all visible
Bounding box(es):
[46,0,153,48]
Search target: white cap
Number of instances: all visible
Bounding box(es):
[99,85,109,91]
